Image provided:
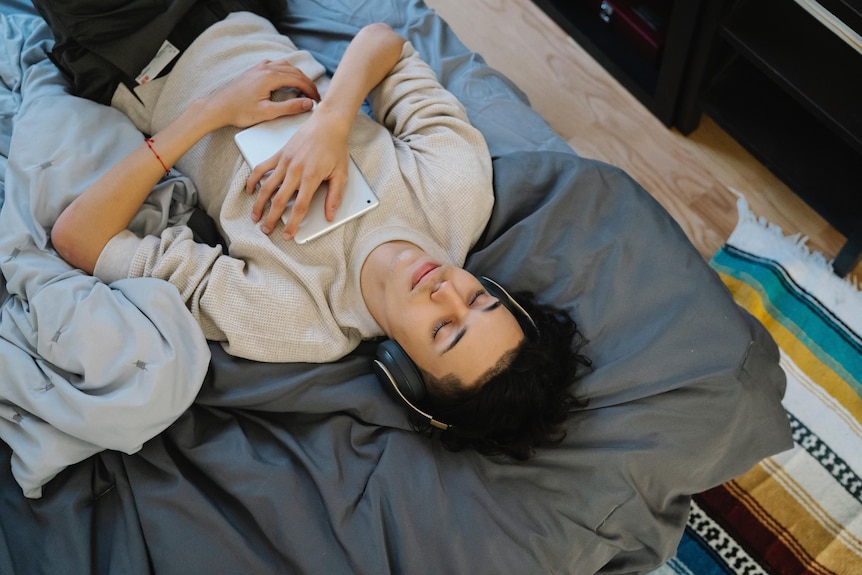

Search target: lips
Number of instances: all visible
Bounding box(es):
[411,262,440,290]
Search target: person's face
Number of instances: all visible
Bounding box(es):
[367,244,525,391]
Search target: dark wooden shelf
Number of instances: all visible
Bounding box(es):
[721,0,862,155]
[532,0,862,274]
[533,0,659,98]
[532,0,701,126]
[696,0,862,275]
[703,56,862,238]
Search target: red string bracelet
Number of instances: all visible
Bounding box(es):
[144,137,170,176]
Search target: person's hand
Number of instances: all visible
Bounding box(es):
[206,59,321,128]
[247,105,351,239]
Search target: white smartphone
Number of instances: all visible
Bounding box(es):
[234,110,379,244]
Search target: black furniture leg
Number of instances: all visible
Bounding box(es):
[833,219,862,278]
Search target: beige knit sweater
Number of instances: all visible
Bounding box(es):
[96,12,494,363]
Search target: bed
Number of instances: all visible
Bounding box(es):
[0,1,793,573]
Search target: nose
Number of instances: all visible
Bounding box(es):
[430,279,467,311]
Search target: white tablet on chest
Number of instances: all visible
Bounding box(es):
[234,110,379,244]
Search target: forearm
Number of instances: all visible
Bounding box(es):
[53,55,319,274]
[52,99,219,274]
[314,23,405,132]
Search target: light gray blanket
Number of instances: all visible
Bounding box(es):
[0,12,209,497]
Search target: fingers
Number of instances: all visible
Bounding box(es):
[217,59,322,128]
[263,59,321,101]
[256,166,300,235]
[248,161,283,226]
[263,184,302,237]
[249,159,316,239]
[252,173,326,240]
[247,156,277,197]
[279,165,346,238]
[280,176,320,240]
[323,171,347,222]
[265,97,315,120]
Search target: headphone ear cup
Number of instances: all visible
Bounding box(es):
[374,340,452,431]
[375,339,427,403]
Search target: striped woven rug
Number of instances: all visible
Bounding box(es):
[653,199,862,575]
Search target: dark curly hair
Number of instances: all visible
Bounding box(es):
[417,292,591,460]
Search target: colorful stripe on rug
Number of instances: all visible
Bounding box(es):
[652,199,862,575]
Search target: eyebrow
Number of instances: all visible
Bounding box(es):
[441,300,503,356]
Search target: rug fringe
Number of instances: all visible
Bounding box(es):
[726,191,861,334]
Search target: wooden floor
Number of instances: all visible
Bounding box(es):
[427,0,861,281]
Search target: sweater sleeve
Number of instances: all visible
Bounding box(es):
[370,43,479,147]
[98,224,358,362]
[94,230,145,283]
[368,43,494,247]
[123,226,233,341]
[111,225,231,343]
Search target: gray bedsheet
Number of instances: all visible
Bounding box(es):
[0,0,793,573]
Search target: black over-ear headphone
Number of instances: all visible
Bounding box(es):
[372,276,538,430]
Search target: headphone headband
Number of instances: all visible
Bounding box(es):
[478,276,539,341]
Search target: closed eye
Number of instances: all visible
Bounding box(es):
[432,319,452,339]
[470,290,486,305]
[438,297,504,355]
[433,291,486,339]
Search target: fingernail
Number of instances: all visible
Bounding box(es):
[302,99,314,111]
[261,225,270,234]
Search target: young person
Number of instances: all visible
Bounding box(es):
[51,14,589,458]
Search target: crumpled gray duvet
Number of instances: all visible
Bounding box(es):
[0,1,793,573]
[0,7,209,499]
